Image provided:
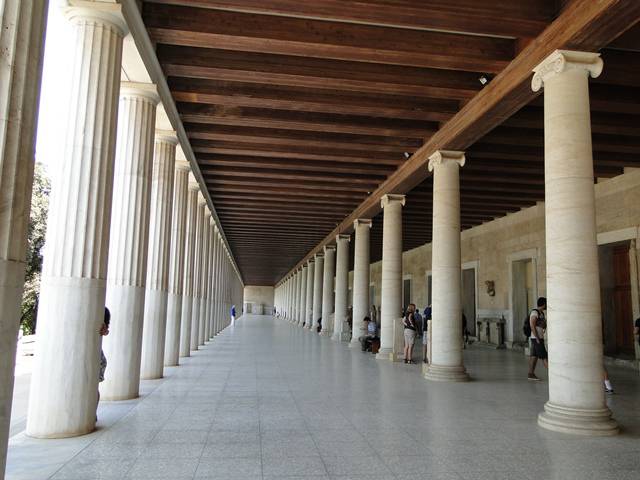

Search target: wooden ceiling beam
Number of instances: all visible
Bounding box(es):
[206,182,367,200]
[144,3,514,71]
[202,167,384,186]
[145,0,553,38]
[211,193,360,207]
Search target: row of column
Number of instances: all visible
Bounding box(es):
[275,50,616,436]
[0,0,242,456]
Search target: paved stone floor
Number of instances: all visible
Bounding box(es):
[7,314,640,479]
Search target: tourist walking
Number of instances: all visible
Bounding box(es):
[421,304,431,363]
[526,297,548,381]
[403,303,417,364]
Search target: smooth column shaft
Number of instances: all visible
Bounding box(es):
[350,220,371,347]
[102,84,158,401]
[0,0,47,471]
[27,7,125,438]
[140,132,177,379]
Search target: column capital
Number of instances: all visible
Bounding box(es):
[63,1,128,37]
[336,234,351,243]
[188,173,200,192]
[120,82,160,105]
[209,214,216,226]
[307,258,315,265]
[380,194,405,209]
[155,129,178,145]
[175,159,190,172]
[315,252,324,259]
[353,218,372,229]
[323,245,336,254]
[532,50,603,92]
[197,191,207,206]
[204,209,212,219]
[428,150,465,171]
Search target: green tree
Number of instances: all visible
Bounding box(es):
[20,162,50,334]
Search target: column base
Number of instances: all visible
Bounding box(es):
[424,364,469,382]
[375,348,394,361]
[538,401,618,436]
[330,332,341,341]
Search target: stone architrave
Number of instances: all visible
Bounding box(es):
[189,194,206,351]
[140,130,178,380]
[102,82,159,401]
[27,3,127,438]
[305,259,315,329]
[333,234,351,341]
[321,246,336,336]
[424,150,469,382]
[376,195,405,360]
[532,50,617,436]
[179,181,198,357]
[312,253,324,333]
[164,161,189,366]
[350,219,372,348]
[0,0,47,470]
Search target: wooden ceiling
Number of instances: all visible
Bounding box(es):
[142,0,640,285]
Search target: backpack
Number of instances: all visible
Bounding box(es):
[523,309,539,337]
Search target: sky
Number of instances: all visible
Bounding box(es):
[35,5,74,172]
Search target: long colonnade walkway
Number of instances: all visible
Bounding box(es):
[7,314,640,480]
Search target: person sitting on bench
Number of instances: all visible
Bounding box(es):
[359,316,378,351]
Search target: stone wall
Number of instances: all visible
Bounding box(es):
[356,169,640,357]
[243,285,274,315]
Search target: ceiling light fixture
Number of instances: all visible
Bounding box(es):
[403,152,411,159]
[479,75,489,85]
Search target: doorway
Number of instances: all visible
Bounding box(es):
[511,258,535,344]
[599,242,635,358]
[461,267,477,337]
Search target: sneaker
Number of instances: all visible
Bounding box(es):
[605,387,614,394]
[528,373,540,381]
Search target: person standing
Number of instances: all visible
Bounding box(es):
[231,304,236,325]
[97,308,110,422]
[403,303,417,364]
[421,305,431,363]
[527,297,548,381]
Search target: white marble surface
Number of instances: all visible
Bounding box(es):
[7,314,640,479]
[350,219,372,347]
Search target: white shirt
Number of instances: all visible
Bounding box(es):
[530,310,545,339]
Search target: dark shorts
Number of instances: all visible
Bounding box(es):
[530,339,548,359]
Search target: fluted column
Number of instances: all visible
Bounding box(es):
[140,131,177,379]
[214,231,222,335]
[424,151,468,382]
[312,253,324,333]
[0,0,47,470]
[305,260,315,329]
[295,270,302,324]
[299,265,308,327]
[199,209,211,346]
[179,181,198,357]
[532,50,617,436]
[190,194,205,351]
[321,246,336,336]
[203,215,214,341]
[350,219,372,348]
[102,83,159,401]
[333,234,350,341]
[27,3,126,438]
[376,194,405,360]
[164,161,189,366]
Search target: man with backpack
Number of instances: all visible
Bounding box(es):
[525,297,547,381]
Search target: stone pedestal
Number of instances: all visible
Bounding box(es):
[532,50,617,436]
[312,253,324,332]
[141,131,178,379]
[180,182,199,357]
[333,234,350,341]
[321,246,336,336]
[350,219,372,348]
[305,260,315,329]
[102,83,159,401]
[27,4,127,438]
[376,195,405,360]
[0,0,47,469]
[425,151,469,382]
[164,161,189,366]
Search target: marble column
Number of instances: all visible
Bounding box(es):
[305,259,315,329]
[102,83,159,401]
[333,234,350,341]
[27,3,126,438]
[350,219,372,348]
[189,195,205,351]
[296,269,303,324]
[532,50,617,436]
[140,130,177,379]
[424,150,469,382]
[164,161,189,366]
[321,245,336,336]
[0,0,47,470]
[312,253,324,333]
[179,181,198,357]
[300,265,308,327]
[213,231,222,335]
[198,209,211,346]
[376,194,405,360]
[203,215,214,342]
